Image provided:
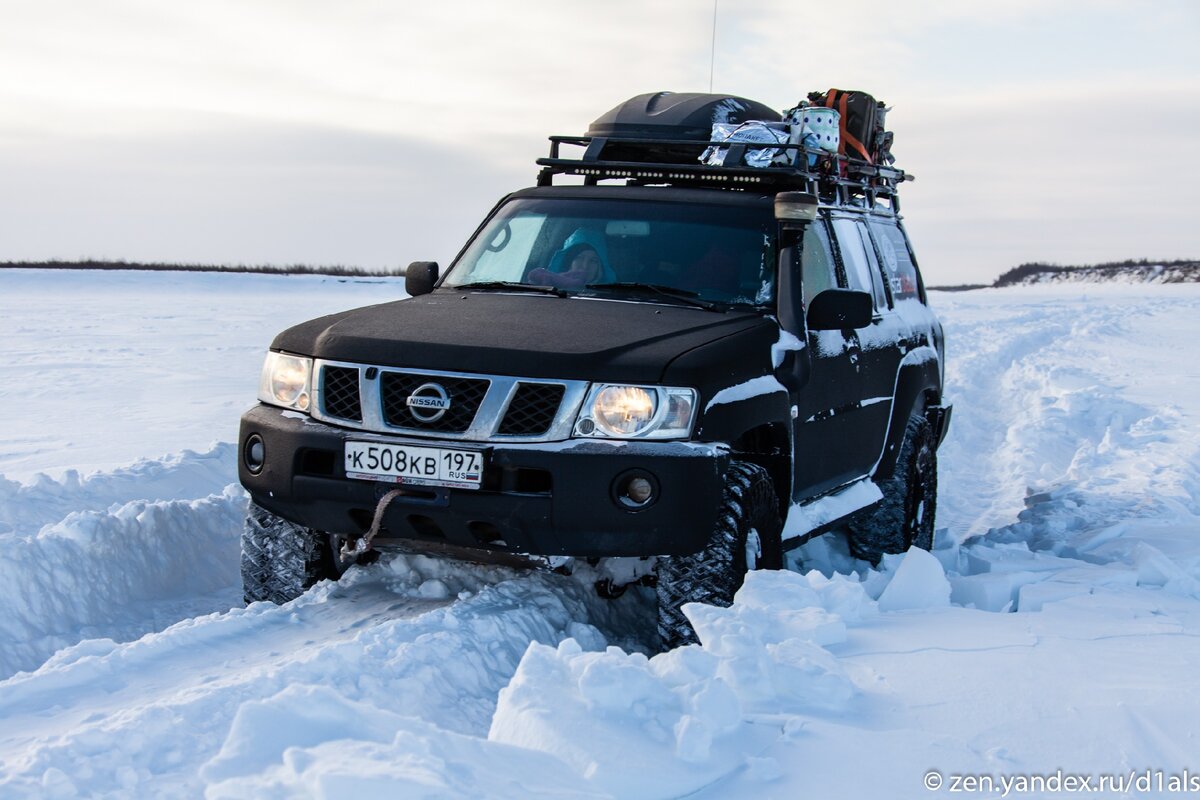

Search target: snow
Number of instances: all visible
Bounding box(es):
[2,272,1200,798]
[703,375,786,412]
[876,547,952,611]
[770,328,803,368]
[782,477,883,540]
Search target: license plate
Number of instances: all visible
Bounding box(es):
[344,441,483,490]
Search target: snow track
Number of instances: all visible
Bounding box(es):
[0,566,625,797]
[1,272,1199,798]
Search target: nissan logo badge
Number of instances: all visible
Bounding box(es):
[406,382,452,422]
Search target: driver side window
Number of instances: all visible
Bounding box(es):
[800,220,836,308]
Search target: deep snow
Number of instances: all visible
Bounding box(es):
[1,270,1199,798]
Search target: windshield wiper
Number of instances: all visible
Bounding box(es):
[584,282,719,311]
[455,281,566,297]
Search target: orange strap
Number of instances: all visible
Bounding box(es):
[825,89,873,164]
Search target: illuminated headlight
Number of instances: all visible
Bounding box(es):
[258,351,313,412]
[574,385,697,439]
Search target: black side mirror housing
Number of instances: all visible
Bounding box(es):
[405,261,439,297]
[806,288,873,330]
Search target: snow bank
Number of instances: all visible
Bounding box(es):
[205,688,599,799]
[487,570,871,798]
[0,443,236,537]
[0,486,244,679]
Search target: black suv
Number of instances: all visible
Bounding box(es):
[238,92,951,647]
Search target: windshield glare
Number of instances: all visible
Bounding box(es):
[443,197,776,308]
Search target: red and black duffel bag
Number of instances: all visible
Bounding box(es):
[808,88,883,165]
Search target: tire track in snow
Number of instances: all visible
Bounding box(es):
[0,560,631,798]
[935,294,1080,540]
[930,288,1200,612]
[935,291,1198,543]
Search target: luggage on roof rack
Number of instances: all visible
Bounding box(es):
[805,88,894,166]
[536,90,912,204]
[586,92,782,165]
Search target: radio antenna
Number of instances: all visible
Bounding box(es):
[709,0,717,92]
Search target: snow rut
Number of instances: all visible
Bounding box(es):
[928,288,1200,611]
[0,556,642,798]
[937,290,1200,542]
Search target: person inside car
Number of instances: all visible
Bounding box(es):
[527,229,615,289]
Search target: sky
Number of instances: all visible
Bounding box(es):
[1,0,1197,285]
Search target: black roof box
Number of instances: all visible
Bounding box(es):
[588,92,781,140]
[586,92,781,164]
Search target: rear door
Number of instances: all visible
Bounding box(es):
[827,214,907,479]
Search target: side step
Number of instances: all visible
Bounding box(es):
[781,478,883,548]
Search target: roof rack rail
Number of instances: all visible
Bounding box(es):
[535,135,913,207]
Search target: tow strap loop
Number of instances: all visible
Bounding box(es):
[342,488,403,559]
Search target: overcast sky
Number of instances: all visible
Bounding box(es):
[1,0,1197,284]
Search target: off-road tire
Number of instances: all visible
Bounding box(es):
[846,415,937,563]
[241,502,349,604]
[656,461,782,650]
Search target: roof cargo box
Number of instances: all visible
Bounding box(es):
[587,92,781,164]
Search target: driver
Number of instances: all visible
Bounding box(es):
[527,229,615,289]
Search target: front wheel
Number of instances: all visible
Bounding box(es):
[241,502,361,605]
[656,461,782,650]
[846,415,937,563]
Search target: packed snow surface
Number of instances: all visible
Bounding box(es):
[2,271,1200,798]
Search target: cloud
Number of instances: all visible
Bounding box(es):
[1,0,1197,281]
[0,116,524,268]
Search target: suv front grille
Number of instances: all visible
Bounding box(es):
[310,360,587,442]
[498,383,566,436]
[380,372,489,432]
[322,366,362,422]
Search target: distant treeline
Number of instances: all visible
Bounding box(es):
[0,260,399,277]
[933,259,1200,291]
[994,259,1199,286]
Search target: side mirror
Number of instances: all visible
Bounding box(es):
[405,261,439,297]
[806,288,873,330]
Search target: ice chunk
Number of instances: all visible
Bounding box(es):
[877,548,952,611]
[201,685,402,783]
[964,542,1089,575]
[949,571,1045,612]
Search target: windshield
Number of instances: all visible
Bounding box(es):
[442,197,776,308]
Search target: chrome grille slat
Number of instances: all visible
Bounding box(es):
[311,360,588,443]
[321,365,362,422]
[499,383,567,435]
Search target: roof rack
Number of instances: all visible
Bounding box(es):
[536,135,913,208]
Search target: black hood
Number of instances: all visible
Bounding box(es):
[271,290,775,384]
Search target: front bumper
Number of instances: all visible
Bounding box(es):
[238,404,728,558]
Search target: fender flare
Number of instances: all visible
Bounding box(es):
[873,345,941,481]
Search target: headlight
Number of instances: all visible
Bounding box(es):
[574,384,697,439]
[258,351,313,412]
